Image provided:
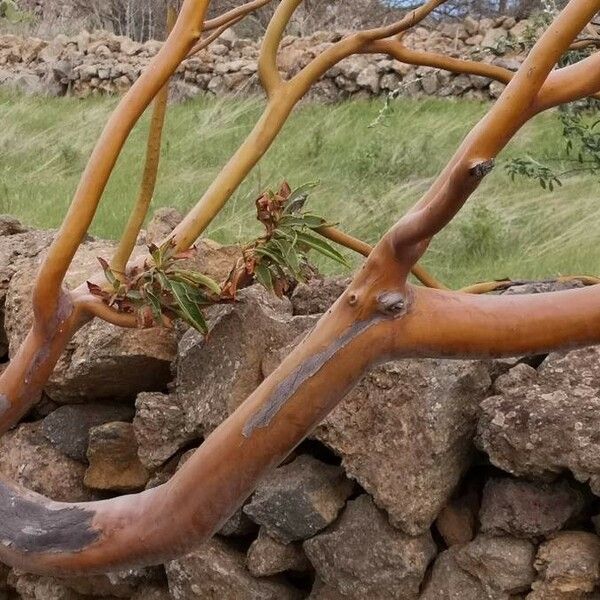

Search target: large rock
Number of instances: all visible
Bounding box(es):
[175,285,316,437]
[303,495,436,600]
[133,392,195,470]
[313,359,492,535]
[479,478,586,540]
[530,532,600,597]
[243,454,353,543]
[165,537,302,600]
[477,349,600,493]
[84,422,149,492]
[246,528,310,577]
[455,534,536,595]
[5,238,178,404]
[420,548,496,600]
[42,402,134,462]
[290,277,349,315]
[0,421,95,502]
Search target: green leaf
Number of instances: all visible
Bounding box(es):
[255,244,287,269]
[272,238,302,277]
[167,279,209,334]
[254,262,273,290]
[295,230,350,267]
[141,282,163,323]
[283,182,319,214]
[168,269,221,295]
[98,257,120,291]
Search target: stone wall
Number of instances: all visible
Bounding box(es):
[0,15,532,102]
[2,210,600,598]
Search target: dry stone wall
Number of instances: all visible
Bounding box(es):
[2,211,600,598]
[0,15,535,101]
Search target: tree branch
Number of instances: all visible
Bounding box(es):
[111,6,177,279]
[33,0,211,325]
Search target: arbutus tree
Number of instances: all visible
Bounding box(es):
[0,0,599,576]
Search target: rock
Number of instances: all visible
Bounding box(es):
[420,548,494,600]
[481,27,507,49]
[421,71,439,94]
[313,359,491,535]
[84,422,149,492]
[219,507,258,537]
[476,349,600,493]
[464,15,480,36]
[456,534,536,594]
[0,422,94,501]
[4,238,178,404]
[489,80,505,98]
[180,238,243,283]
[303,495,436,600]
[531,532,600,596]
[0,214,28,236]
[130,584,171,600]
[356,64,380,93]
[502,279,584,295]
[41,402,134,462]
[166,537,302,599]
[7,572,87,600]
[290,277,350,315]
[243,455,353,543]
[435,483,479,546]
[175,285,315,436]
[145,207,183,245]
[133,392,195,470]
[247,528,310,577]
[479,478,586,540]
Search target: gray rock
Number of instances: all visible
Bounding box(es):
[476,349,600,493]
[133,392,194,470]
[456,535,536,594]
[0,421,95,502]
[290,277,349,315]
[313,359,491,535]
[356,64,380,93]
[166,537,302,599]
[42,402,134,462]
[175,285,315,436]
[0,214,28,236]
[435,483,479,547]
[479,478,586,540]
[219,507,258,537]
[502,280,584,295]
[244,455,353,543]
[247,528,310,577]
[85,422,149,492]
[420,548,494,600]
[303,495,436,600]
[145,207,183,246]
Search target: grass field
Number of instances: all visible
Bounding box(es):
[1,89,598,288]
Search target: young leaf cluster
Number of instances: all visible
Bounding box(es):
[89,239,220,333]
[224,182,349,298]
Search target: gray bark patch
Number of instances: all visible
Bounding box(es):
[243,315,385,438]
[0,481,99,553]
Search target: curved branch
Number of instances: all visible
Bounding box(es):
[2,280,600,574]
[258,0,303,96]
[188,14,245,57]
[203,0,272,31]
[317,225,448,289]
[33,0,211,324]
[111,7,177,278]
[388,0,600,253]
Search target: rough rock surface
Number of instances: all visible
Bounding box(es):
[479,478,586,540]
[290,277,350,315]
[313,359,492,534]
[84,422,149,491]
[477,349,600,492]
[455,534,536,594]
[165,537,302,599]
[0,421,95,502]
[420,547,495,600]
[175,285,316,437]
[42,402,134,462]
[434,483,479,546]
[0,18,542,101]
[243,455,353,543]
[304,495,436,599]
[133,392,195,470]
[531,532,600,596]
[246,528,310,577]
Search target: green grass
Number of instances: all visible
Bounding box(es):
[0,89,598,288]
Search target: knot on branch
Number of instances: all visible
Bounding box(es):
[469,159,495,179]
[376,291,406,317]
